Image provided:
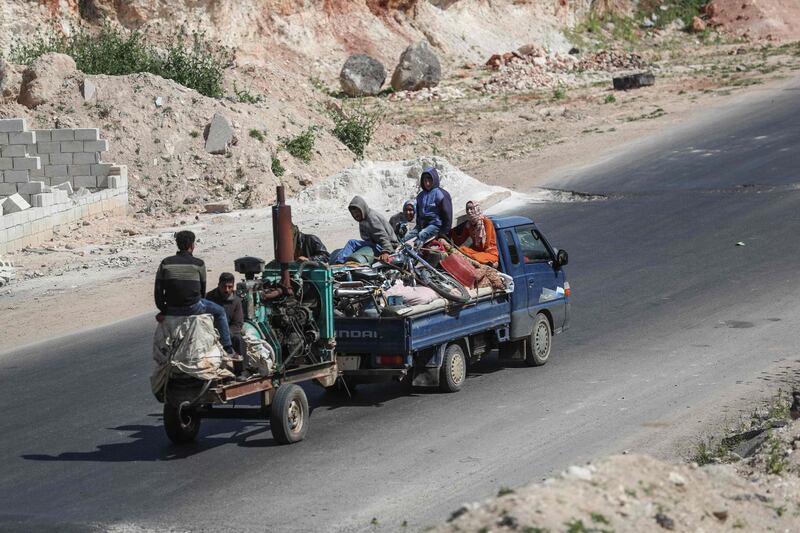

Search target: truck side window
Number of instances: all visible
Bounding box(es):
[516,226,552,263]
[505,230,519,264]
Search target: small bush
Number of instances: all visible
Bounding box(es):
[281,127,316,163]
[271,155,285,177]
[326,101,382,159]
[11,25,227,97]
[233,82,263,104]
[604,94,616,104]
[249,129,265,142]
[552,87,567,100]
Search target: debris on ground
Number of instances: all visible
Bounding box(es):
[613,72,656,90]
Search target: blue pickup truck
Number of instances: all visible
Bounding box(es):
[334,215,570,392]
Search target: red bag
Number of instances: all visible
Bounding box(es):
[440,253,476,289]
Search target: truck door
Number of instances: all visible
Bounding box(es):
[514,225,566,331]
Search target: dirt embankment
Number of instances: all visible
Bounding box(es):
[708,0,800,41]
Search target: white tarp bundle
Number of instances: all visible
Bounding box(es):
[244,334,276,377]
[150,314,234,395]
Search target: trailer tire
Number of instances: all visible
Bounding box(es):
[440,344,466,393]
[525,313,551,367]
[163,403,201,444]
[270,384,309,444]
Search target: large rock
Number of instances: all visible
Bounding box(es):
[18,53,77,109]
[1,59,21,98]
[340,54,386,97]
[204,113,233,155]
[391,41,442,92]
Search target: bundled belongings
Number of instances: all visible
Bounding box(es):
[150,314,234,398]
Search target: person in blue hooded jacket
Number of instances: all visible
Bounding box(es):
[402,167,453,246]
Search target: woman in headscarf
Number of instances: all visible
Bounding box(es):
[450,201,498,265]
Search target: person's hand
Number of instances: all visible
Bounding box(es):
[379,252,391,263]
[155,313,165,323]
[298,255,309,261]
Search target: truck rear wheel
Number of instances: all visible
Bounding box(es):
[270,384,309,444]
[525,313,551,367]
[163,403,201,444]
[440,344,466,393]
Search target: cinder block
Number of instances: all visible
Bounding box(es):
[1,145,26,157]
[36,141,61,154]
[52,181,74,194]
[1,193,31,213]
[72,152,98,165]
[0,119,26,133]
[17,181,48,195]
[13,157,41,171]
[74,129,99,141]
[29,169,45,178]
[73,175,97,188]
[33,130,52,142]
[49,176,71,186]
[0,183,16,196]
[52,189,69,204]
[83,140,108,152]
[45,165,68,177]
[8,132,35,145]
[49,153,73,165]
[97,175,109,188]
[60,141,84,153]
[0,133,8,145]
[0,158,12,171]
[91,163,113,176]
[36,154,50,166]
[68,164,91,176]
[31,193,55,208]
[51,129,75,141]
[3,170,29,183]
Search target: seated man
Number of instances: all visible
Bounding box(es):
[154,230,234,354]
[206,272,245,357]
[450,200,498,266]
[292,225,330,263]
[402,168,452,246]
[389,199,416,237]
[332,196,397,264]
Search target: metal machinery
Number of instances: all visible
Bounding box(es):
[161,186,337,446]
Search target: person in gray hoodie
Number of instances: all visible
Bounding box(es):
[332,196,398,264]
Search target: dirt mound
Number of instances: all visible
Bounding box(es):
[707,0,800,41]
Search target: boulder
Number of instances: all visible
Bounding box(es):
[18,53,77,109]
[691,16,707,33]
[204,113,233,155]
[0,59,21,98]
[340,54,386,97]
[391,41,441,92]
[204,200,232,213]
[81,79,97,101]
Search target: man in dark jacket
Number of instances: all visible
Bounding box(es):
[292,225,330,263]
[401,167,453,245]
[154,230,234,354]
[206,272,245,356]
[332,196,398,264]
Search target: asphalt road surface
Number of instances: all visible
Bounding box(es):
[2,78,800,532]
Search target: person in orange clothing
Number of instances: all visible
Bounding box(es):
[450,200,498,266]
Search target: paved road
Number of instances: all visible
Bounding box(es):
[2,79,800,532]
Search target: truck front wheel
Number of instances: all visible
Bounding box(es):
[525,313,551,367]
[440,344,466,393]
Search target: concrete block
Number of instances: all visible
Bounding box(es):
[91,163,113,176]
[73,152,98,165]
[29,169,45,179]
[33,130,52,143]
[49,153,73,165]
[45,165,68,177]
[9,131,35,145]
[73,175,97,188]
[26,144,37,155]
[74,129,99,141]
[36,154,50,166]
[0,183,16,196]
[2,193,31,214]
[49,176,71,186]
[36,141,61,154]
[52,182,74,194]
[97,175,109,188]
[60,141,84,153]
[68,164,91,176]
[84,140,108,152]
[3,170,29,183]
[17,181,48,195]
[1,145,26,157]
[51,129,75,141]
[52,189,69,204]
[31,193,55,208]
[0,158,12,171]
[0,133,8,145]
[0,119,26,133]
[13,157,41,171]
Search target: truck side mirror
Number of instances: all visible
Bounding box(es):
[555,249,568,268]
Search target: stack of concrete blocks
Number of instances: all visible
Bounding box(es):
[0,118,129,254]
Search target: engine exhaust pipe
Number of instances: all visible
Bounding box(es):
[272,185,294,294]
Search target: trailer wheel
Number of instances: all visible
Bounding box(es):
[440,344,466,393]
[163,403,201,444]
[525,313,551,367]
[270,384,309,444]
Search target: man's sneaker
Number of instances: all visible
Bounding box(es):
[224,346,235,355]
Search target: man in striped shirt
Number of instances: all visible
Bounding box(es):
[154,230,234,354]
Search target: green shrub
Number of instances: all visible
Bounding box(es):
[281,127,316,163]
[552,87,567,100]
[249,129,265,142]
[637,0,709,29]
[233,82,263,104]
[271,155,285,177]
[326,101,382,159]
[604,94,616,104]
[10,25,227,97]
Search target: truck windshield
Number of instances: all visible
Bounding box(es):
[515,226,552,263]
